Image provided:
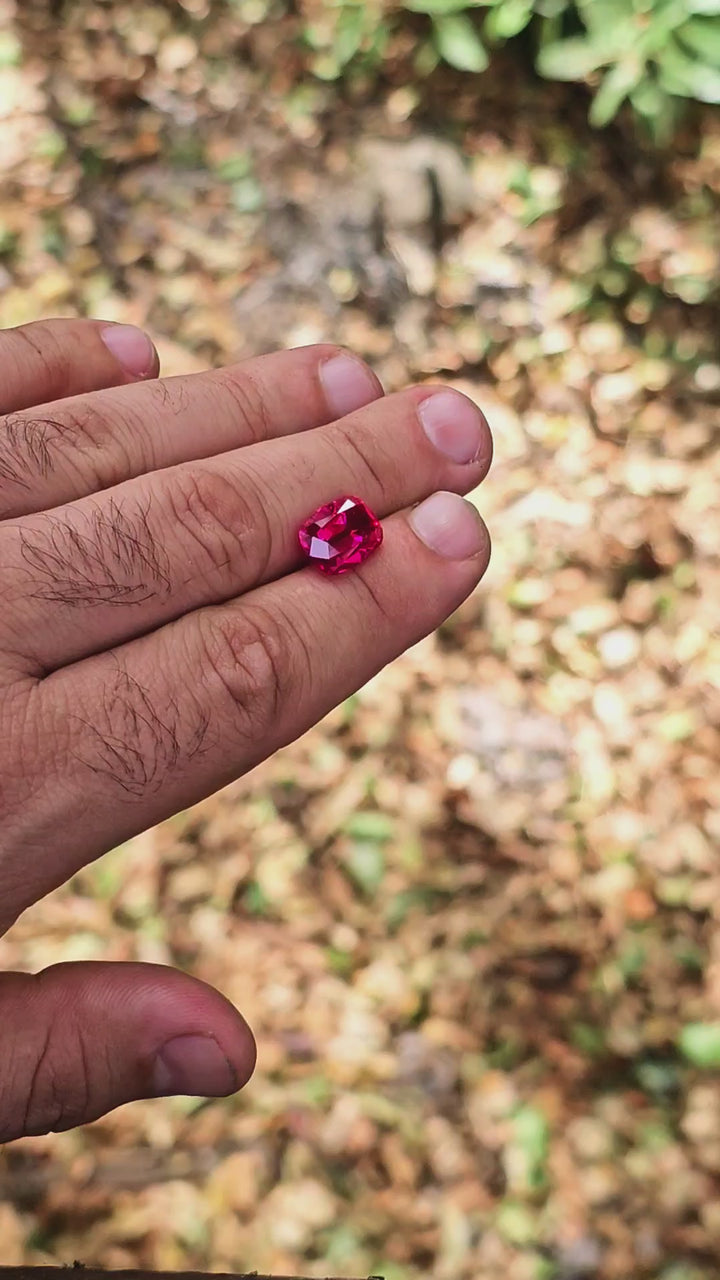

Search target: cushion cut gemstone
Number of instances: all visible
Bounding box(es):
[298,495,383,575]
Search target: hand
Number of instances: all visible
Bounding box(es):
[0,318,491,1141]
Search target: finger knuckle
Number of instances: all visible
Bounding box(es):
[14,322,68,392]
[66,663,206,799]
[212,367,273,443]
[67,398,138,487]
[0,412,72,511]
[0,399,134,504]
[0,414,45,500]
[146,376,191,417]
[197,605,296,743]
[15,498,171,608]
[167,464,270,583]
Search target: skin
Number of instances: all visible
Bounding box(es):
[0,318,492,1142]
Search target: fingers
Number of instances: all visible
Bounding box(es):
[6,494,489,914]
[4,388,491,673]
[0,961,255,1143]
[0,344,382,519]
[0,319,159,417]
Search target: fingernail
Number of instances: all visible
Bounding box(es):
[153,1034,238,1097]
[419,390,486,464]
[320,353,382,418]
[409,491,487,560]
[101,324,157,380]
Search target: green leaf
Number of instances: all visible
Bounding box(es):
[346,841,385,895]
[414,37,441,75]
[629,75,667,117]
[326,1224,362,1266]
[634,1059,681,1096]
[687,0,720,13]
[326,945,354,976]
[578,0,637,34]
[386,885,441,929]
[243,880,271,915]
[0,31,22,67]
[433,12,488,70]
[617,937,646,980]
[405,0,483,12]
[366,20,390,64]
[303,20,329,52]
[334,5,367,67]
[537,36,607,81]
[677,17,720,66]
[641,3,697,54]
[680,1022,720,1067]
[658,709,698,740]
[496,1200,536,1246]
[231,175,264,212]
[302,1074,332,1107]
[311,53,343,81]
[344,810,395,841]
[214,150,252,181]
[484,0,534,40]
[64,94,96,126]
[632,100,676,146]
[590,57,644,126]
[33,128,67,162]
[0,223,17,257]
[513,1105,549,1190]
[660,39,720,102]
[571,1022,606,1055]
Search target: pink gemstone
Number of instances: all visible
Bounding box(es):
[298,495,383,575]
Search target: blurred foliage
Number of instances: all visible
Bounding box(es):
[1,0,719,1275]
[679,1023,720,1067]
[536,0,720,138]
[300,0,720,139]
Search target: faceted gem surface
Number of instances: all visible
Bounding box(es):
[298,495,383,575]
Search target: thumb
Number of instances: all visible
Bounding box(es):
[0,961,256,1143]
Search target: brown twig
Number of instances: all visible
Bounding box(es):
[0,1271,383,1280]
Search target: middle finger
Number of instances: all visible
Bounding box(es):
[3,388,491,674]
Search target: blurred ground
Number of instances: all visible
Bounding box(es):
[1,2,720,1278]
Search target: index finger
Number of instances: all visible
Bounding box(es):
[0,344,383,519]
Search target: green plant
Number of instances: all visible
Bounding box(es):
[405,0,489,70]
[302,0,391,79]
[679,1021,720,1067]
[536,0,720,140]
[302,0,720,140]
